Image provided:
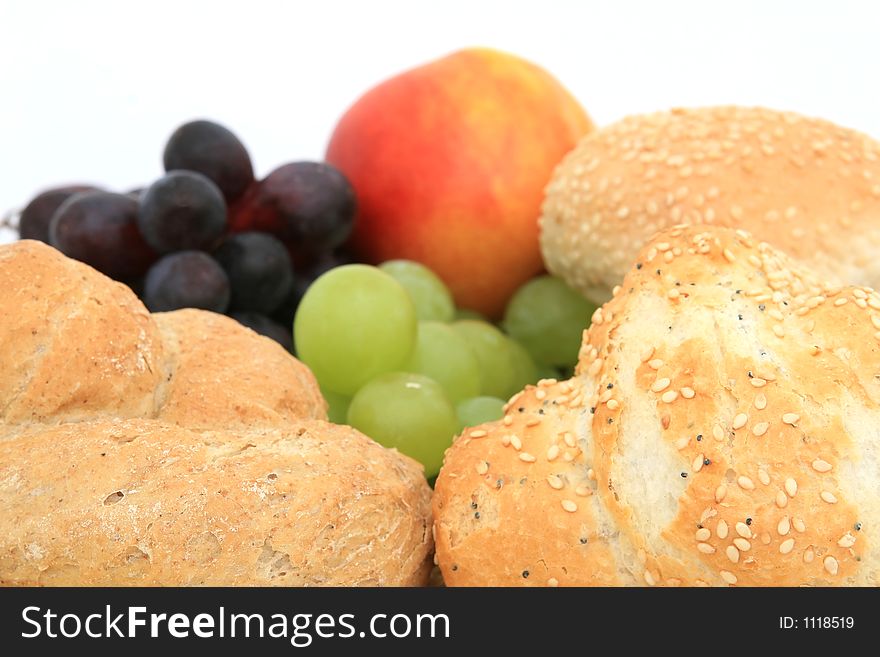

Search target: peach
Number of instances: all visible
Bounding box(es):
[326,48,593,318]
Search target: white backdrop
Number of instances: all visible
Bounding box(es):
[2,0,879,233]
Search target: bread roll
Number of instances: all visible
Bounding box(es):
[435,224,879,586]
[0,240,433,585]
[540,106,880,303]
[0,419,431,586]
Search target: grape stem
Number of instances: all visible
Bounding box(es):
[0,208,20,231]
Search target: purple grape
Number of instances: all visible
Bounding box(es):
[19,185,101,242]
[143,251,230,313]
[49,191,156,279]
[138,171,227,253]
[163,120,254,203]
[214,232,293,314]
[257,162,356,254]
[230,312,293,352]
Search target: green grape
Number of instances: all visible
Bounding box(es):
[379,260,455,322]
[294,264,416,395]
[502,275,596,367]
[535,363,562,382]
[403,321,480,402]
[321,387,351,424]
[456,396,505,428]
[507,338,538,396]
[452,320,515,399]
[347,372,459,477]
[453,307,486,322]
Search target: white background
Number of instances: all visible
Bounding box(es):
[2,0,879,241]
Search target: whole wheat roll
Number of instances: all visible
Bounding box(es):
[540,106,880,304]
[0,418,432,586]
[0,240,433,586]
[435,224,879,586]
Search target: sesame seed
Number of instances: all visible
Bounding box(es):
[821,491,838,504]
[563,452,574,462]
[785,478,798,497]
[792,517,806,533]
[651,377,671,392]
[782,413,800,426]
[681,387,695,399]
[547,577,559,587]
[834,297,848,306]
[750,377,767,388]
[561,500,578,513]
[732,413,748,430]
[737,476,755,491]
[640,346,655,362]
[692,454,704,472]
[838,533,857,548]
[812,458,832,473]
[778,516,791,536]
[725,545,740,563]
[720,571,738,585]
[525,418,541,427]
[772,324,785,338]
[776,490,788,508]
[856,298,868,309]
[754,393,767,410]
[661,390,679,403]
[752,422,770,437]
[469,429,488,438]
[510,435,522,451]
[535,389,547,401]
[769,309,785,321]
[563,432,576,448]
[662,415,672,430]
[575,485,592,497]
[714,484,727,503]
[547,445,560,461]
[643,570,656,586]
[587,468,596,480]
[804,548,815,563]
[667,289,680,300]
[648,358,664,370]
[547,475,564,490]
[736,522,752,538]
[824,556,839,576]
[695,527,711,541]
[519,452,536,463]
[475,461,489,475]
[723,248,736,263]
[733,538,751,551]
[503,415,513,426]
[606,399,619,410]
[696,542,715,554]
[758,469,771,486]
[713,424,725,441]
[716,520,729,540]
[779,538,795,554]
[501,435,511,447]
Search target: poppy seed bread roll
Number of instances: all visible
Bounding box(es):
[540,106,880,304]
[0,240,433,586]
[435,224,879,586]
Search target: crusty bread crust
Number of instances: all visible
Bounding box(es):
[435,225,878,586]
[540,106,880,304]
[0,240,433,586]
[0,419,432,586]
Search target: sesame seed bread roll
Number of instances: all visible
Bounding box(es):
[0,240,433,586]
[0,418,432,586]
[435,224,878,586]
[540,106,880,304]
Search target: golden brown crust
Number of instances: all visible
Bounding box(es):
[154,309,327,430]
[435,225,879,586]
[0,419,432,586]
[540,106,880,303]
[0,241,432,586]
